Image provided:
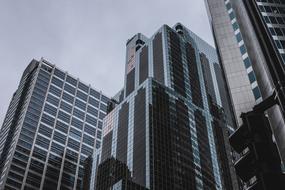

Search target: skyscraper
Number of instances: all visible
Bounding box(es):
[205,0,285,164]
[0,59,109,190]
[88,23,239,190]
[205,0,262,126]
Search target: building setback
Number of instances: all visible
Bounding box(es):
[88,23,239,190]
[0,59,109,190]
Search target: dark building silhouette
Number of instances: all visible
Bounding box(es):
[95,157,148,190]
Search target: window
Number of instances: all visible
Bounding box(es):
[51,142,64,156]
[236,32,242,42]
[60,101,73,113]
[38,124,52,138]
[97,130,102,139]
[62,92,74,104]
[90,89,100,99]
[51,77,63,88]
[96,140,101,149]
[275,28,283,36]
[269,27,276,36]
[97,121,103,130]
[277,17,284,25]
[47,94,60,107]
[87,106,98,117]
[88,97,99,108]
[71,117,83,130]
[66,75,77,86]
[275,40,282,49]
[29,159,44,175]
[73,107,85,120]
[78,82,89,92]
[101,95,109,104]
[32,146,47,161]
[44,103,57,116]
[67,138,80,151]
[64,83,76,95]
[240,44,246,55]
[48,154,62,170]
[229,11,235,20]
[35,135,50,149]
[55,120,69,134]
[41,113,55,127]
[81,144,93,156]
[281,53,285,63]
[58,111,71,123]
[45,165,60,181]
[49,85,62,97]
[75,99,86,110]
[99,112,106,120]
[65,149,78,163]
[77,90,88,101]
[264,6,272,13]
[264,16,270,24]
[226,2,231,10]
[26,171,42,188]
[248,71,256,83]
[84,124,96,136]
[253,87,261,100]
[232,22,239,31]
[53,131,67,145]
[83,134,94,147]
[244,57,251,69]
[69,128,82,141]
[54,68,65,79]
[269,16,277,24]
[63,161,77,176]
[259,5,265,12]
[86,115,97,126]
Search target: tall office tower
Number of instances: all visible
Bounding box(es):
[205,0,263,126]
[205,0,285,163]
[0,59,109,190]
[88,23,238,190]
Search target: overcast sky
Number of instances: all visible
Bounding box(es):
[0,0,214,125]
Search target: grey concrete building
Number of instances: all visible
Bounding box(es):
[205,0,262,126]
[205,0,285,170]
[0,59,109,190]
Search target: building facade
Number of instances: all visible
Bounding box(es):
[205,0,263,125]
[95,157,148,190]
[0,59,109,190]
[205,0,285,164]
[89,24,239,190]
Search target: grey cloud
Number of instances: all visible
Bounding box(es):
[0,0,214,125]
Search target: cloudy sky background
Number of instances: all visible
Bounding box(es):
[0,0,214,125]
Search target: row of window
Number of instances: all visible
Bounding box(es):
[264,15,285,26]
[51,70,109,104]
[225,0,262,100]
[259,5,285,15]
[269,26,285,38]
[48,87,107,113]
[257,0,284,4]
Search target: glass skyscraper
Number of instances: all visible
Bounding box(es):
[0,59,109,190]
[88,23,239,190]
